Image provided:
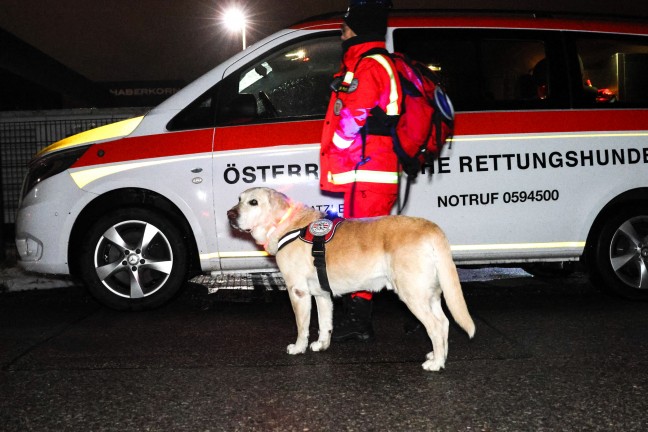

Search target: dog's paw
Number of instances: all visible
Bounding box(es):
[310,340,330,352]
[422,357,445,372]
[287,343,307,355]
[427,349,448,362]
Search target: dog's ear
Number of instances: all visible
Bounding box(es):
[269,189,291,211]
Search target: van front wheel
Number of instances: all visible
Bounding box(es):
[79,208,188,310]
[591,206,648,300]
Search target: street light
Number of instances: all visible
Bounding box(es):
[223,6,247,50]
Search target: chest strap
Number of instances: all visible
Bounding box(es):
[303,218,344,294]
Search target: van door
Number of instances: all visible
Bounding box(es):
[393,28,590,263]
[210,33,343,270]
[564,31,648,299]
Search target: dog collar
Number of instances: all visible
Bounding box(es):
[264,204,298,251]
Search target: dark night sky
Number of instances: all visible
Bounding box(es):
[1,0,646,84]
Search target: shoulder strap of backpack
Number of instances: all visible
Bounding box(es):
[351,48,415,215]
[352,46,396,162]
[397,170,413,215]
[355,47,391,69]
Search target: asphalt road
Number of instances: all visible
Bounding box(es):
[1,270,648,431]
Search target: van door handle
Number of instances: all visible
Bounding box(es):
[191,168,203,173]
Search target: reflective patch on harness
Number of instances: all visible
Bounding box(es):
[300,218,345,244]
[277,218,345,252]
[309,219,333,236]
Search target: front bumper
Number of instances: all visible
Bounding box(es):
[15,172,95,275]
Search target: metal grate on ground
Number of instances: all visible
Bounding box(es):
[191,272,287,294]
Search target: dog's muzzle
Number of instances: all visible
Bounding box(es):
[227,208,241,230]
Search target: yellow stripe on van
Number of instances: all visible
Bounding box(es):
[450,241,586,251]
[201,251,270,259]
[70,154,210,188]
[38,116,144,156]
[205,241,586,261]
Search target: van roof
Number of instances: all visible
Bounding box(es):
[290,10,648,36]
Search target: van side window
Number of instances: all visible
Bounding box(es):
[167,90,216,131]
[393,29,558,111]
[167,35,341,131]
[572,35,648,107]
[215,35,341,125]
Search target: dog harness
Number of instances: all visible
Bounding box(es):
[277,217,345,294]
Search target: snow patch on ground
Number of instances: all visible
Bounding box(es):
[0,265,78,292]
[1,263,532,293]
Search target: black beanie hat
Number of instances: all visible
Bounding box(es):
[343,0,392,39]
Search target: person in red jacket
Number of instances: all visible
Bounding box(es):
[320,0,401,342]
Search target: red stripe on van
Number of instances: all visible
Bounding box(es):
[71,129,214,168]
[291,16,648,36]
[387,16,648,35]
[212,110,648,152]
[71,110,648,169]
[456,109,648,136]
[214,120,324,151]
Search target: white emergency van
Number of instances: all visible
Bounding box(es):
[15,11,648,309]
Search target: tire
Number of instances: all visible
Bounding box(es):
[589,205,648,300]
[79,208,188,310]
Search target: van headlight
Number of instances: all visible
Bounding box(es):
[20,145,89,201]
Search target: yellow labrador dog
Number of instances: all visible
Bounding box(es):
[227,187,475,371]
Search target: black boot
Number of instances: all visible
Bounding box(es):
[402,304,423,334]
[403,313,422,335]
[332,294,375,342]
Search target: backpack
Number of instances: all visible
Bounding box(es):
[362,49,455,178]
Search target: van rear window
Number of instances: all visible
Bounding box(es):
[572,34,648,107]
[393,29,557,111]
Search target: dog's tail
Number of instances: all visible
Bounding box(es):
[434,229,476,339]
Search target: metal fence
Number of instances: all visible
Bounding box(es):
[0,108,148,224]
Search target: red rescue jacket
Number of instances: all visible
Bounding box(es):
[320,39,402,194]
